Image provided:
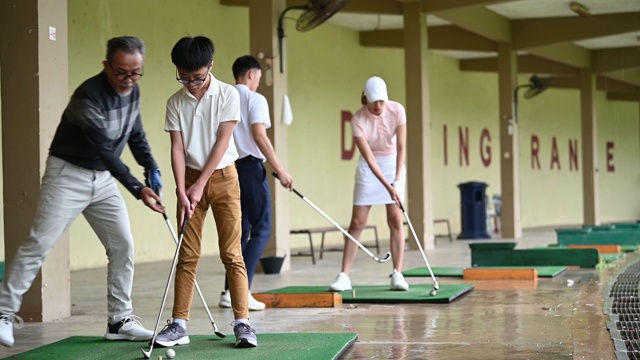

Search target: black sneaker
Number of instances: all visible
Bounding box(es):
[233,321,257,348]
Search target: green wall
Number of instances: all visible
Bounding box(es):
[0,0,637,268]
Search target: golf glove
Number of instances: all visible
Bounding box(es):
[144,168,162,195]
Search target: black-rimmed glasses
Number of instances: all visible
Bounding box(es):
[107,62,143,81]
[176,67,210,85]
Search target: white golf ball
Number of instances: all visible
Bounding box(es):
[166,348,176,359]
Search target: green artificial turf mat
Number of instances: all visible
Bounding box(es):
[4,333,358,360]
[0,262,4,281]
[402,266,566,278]
[261,284,473,304]
[402,266,465,277]
[620,245,639,252]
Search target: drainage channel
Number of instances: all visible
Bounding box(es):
[604,260,640,360]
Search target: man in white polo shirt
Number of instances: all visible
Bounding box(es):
[218,55,293,311]
[156,36,256,349]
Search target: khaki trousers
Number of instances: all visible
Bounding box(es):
[172,165,249,320]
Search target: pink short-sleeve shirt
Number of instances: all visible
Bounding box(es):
[351,100,406,156]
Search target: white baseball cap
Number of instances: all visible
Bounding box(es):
[363,76,389,103]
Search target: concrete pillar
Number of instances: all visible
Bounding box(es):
[0,0,70,321]
[497,42,522,239]
[402,1,434,250]
[579,69,599,225]
[248,0,291,271]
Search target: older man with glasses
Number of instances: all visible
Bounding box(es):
[0,36,164,348]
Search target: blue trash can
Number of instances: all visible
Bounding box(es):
[457,181,491,240]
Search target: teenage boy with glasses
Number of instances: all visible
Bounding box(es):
[154,36,257,348]
[0,36,164,347]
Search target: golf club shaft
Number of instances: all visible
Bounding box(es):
[147,216,189,356]
[273,172,388,262]
[163,215,225,336]
[402,209,439,289]
[300,194,385,262]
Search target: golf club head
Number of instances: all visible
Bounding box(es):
[141,347,152,359]
[215,330,227,338]
[376,252,391,263]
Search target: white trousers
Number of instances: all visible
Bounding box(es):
[0,156,135,323]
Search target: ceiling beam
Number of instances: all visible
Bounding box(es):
[422,0,518,13]
[460,55,579,76]
[597,76,639,93]
[602,68,640,86]
[220,0,248,6]
[607,92,640,101]
[428,25,496,52]
[513,13,640,50]
[433,7,511,42]
[547,77,580,90]
[221,0,402,14]
[360,29,403,48]
[360,25,496,51]
[342,0,402,14]
[526,43,591,69]
[592,46,640,73]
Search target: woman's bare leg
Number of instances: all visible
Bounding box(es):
[341,205,371,274]
[386,203,405,271]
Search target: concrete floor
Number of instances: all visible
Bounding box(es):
[0,227,626,359]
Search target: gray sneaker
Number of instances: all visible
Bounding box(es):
[233,322,257,348]
[154,320,190,347]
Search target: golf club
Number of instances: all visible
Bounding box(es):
[274,172,391,263]
[160,211,226,338]
[399,203,439,295]
[141,215,189,360]
[145,171,227,340]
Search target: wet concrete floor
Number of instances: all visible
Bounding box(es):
[0,227,625,359]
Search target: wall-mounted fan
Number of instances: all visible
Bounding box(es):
[522,74,554,99]
[514,74,555,123]
[278,0,347,73]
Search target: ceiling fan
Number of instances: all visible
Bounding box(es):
[277,0,347,73]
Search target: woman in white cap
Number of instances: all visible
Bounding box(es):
[330,76,408,292]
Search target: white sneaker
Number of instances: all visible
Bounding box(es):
[390,269,409,291]
[248,292,266,311]
[329,272,352,292]
[104,315,153,341]
[0,314,23,347]
[218,290,231,308]
[219,290,266,311]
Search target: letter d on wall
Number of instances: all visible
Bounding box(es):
[341,111,355,160]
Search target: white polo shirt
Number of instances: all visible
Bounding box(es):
[165,74,240,171]
[233,84,271,161]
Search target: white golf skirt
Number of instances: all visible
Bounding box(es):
[353,154,406,206]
